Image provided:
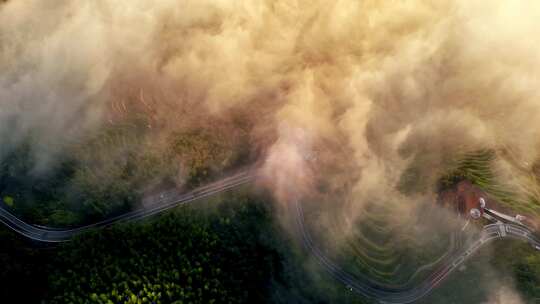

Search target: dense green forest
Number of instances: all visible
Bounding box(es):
[0,191,366,303]
[0,121,361,303]
[47,196,281,303]
[0,123,539,303]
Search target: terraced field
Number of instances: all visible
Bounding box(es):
[440,149,540,216]
[302,196,459,288]
[302,149,540,290]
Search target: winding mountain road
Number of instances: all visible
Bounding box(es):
[0,169,255,242]
[0,169,538,303]
[294,199,540,304]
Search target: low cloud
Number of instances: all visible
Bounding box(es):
[1,1,540,299]
[482,284,524,304]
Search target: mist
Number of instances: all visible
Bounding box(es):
[2,0,540,195]
[2,0,540,300]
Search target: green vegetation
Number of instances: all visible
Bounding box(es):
[515,253,540,298]
[437,150,497,190]
[168,129,238,186]
[421,239,540,304]
[434,149,540,301]
[67,123,173,222]
[47,196,283,303]
[0,117,362,303]
[303,196,455,287]
[0,191,367,304]
[438,149,540,215]
[495,242,538,303]
[0,121,538,304]
[0,120,246,226]
[0,140,77,225]
[3,195,13,207]
[304,149,540,299]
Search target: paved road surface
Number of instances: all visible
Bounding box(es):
[0,169,255,242]
[0,169,538,303]
[294,199,540,304]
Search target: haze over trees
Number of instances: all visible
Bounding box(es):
[1,1,540,303]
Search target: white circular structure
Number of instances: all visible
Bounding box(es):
[470,208,481,219]
[479,197,486,209]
